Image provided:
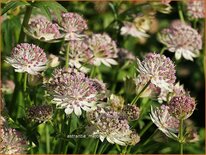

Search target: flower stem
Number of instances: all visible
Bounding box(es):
[97,141,109,154]
[93,139,99,154]
[139,121,153,137]
[178,3,185,23]
[19,6,33,43]
[179,118,184,155]
[65,42,70,69]
[23,73,28,92]
[160,47,167,55]
[46,124,50,153]
[90,66,96,78]
[131,80,150,104]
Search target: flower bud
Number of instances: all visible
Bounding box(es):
[27,105,53,123]
[168,95,196,120]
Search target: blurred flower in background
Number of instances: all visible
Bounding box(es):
[5,43,48,75]
[117,48,135,64]
[186,0,205,19]
[60,12,88,41]
[88,33,118,67]
[1,80,15,94]
[0,127,28,154]
[121,22,149,40]
[159,20,202,61]
[61,40,92,72]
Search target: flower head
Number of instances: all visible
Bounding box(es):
[26,16,62,42]
[158,82,186,103]
[186,0,205,19]
[122,104,140,121]
[168,95,196,120]
[6,43,47,75]
[109,94,125,111]
[0,127,27,154]
[87,108,140,146]
[121,22,149,40]
[27,105,53,123]
[88,33,118,67]
[61,41,92,72]
[46,68,106,116]
[136,53,176,95]
[60,12,88,40]
[159,20,202,61]
[150,105,179,139]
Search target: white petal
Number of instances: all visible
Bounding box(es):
[65,107,73,115]
[101,59,111,67]
[106,58,118,65]
[175,49,182,60]
[74,106,82,116]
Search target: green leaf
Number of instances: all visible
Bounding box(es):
[1,1,30,15]
[32,1,67,22]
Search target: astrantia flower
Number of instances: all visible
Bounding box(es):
[27,105,53,123]
[61,41,92,72]
[117,48,135,64]
[168,95,196,120]
[122,104,140,121]
[158,82,186,103]
[25,16,62,42]
[150,105,179,139]
[87,108,140,146]
[60,12,88,41]
[186,0,205,19]
[6,43,47,75]
[88,33,118,67]
[121,22,149,40]
[109,94,124,111]
[159,20,202,61]
[150,1,172,14]
[0,127,27,154]
[46,68,106,116]
[136,53,176,96]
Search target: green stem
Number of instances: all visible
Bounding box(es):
[178,3,185,23]
[131,80,151,105]
[139,121,153,137]
[18,6,33,43]
[97,142,109,154]
[94,139,99,154]
[115,144,121,152]
[179,118,184,155]
[122,145,128,154]
[46,124,50,153]
[65,42,70,69]
[90,66,96,78]
[23,73,27,92]
[143,129,158,145]
[160,47,167,55]
[193,19,198,29]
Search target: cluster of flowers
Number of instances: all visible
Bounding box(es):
[121,1,203,61]
[134,52,197,141]
[3,0,203,153]
[0,117,28,154]
[25,12,121,73]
